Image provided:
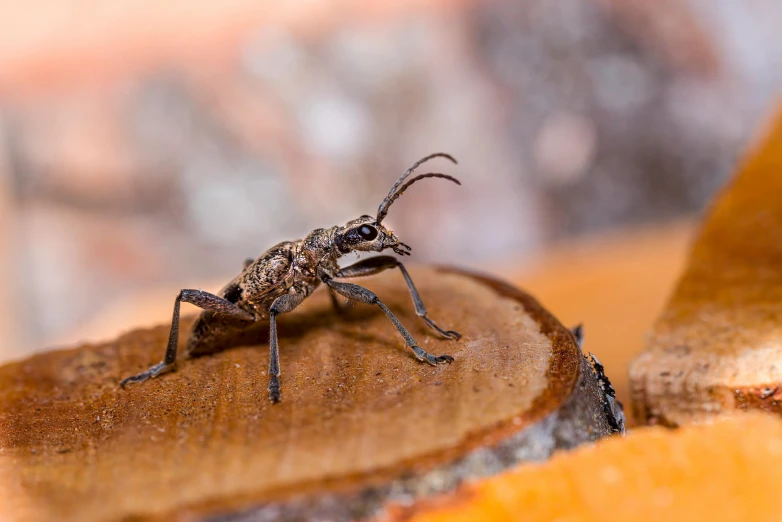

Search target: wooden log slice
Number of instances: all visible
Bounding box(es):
[0,266,621,522]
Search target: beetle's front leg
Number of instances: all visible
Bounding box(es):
[322,275,454,365]
[267,292,306,403]
[120,290,255,388]
[336,256,460,340]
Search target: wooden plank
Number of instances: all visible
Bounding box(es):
[631,105,782,426]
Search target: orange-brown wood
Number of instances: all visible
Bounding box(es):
[0,267,616,522]
[631,105,782,426]
[386,412,782,522]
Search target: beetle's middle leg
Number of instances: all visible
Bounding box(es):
[322,276,454,365]
[120,290,255,388]
[336,256,460,340]
[267,292,306,403]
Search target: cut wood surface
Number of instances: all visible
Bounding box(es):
[386,412,782,522]
[631,106,782,426]
[0,266,619,522]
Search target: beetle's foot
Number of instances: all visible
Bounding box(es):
[422,316,462,340]
[412,346,455,366]
[268,375,281,404]
[120,361,176,388]
[441,330,461,340]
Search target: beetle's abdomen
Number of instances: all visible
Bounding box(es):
[184,241,299,357]
[217,241,298,311]
[185,311,265,357]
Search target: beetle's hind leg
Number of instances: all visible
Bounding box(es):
[120,290,255,388]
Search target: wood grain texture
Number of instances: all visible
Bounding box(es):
[631,106,782,426]
[386,412,782,522]
[0,267,619,522]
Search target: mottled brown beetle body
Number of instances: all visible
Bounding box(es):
[122,154,463,403]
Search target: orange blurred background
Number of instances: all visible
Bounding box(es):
[1,1,780,409]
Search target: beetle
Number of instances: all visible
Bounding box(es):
[121,153,462,403]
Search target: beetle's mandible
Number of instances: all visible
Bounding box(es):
[121,153,463,403]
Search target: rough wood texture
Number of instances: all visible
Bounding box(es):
[631,107,782,426]
[387,412,782,522]
[0,267,620,522]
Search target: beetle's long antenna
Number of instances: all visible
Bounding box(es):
[389,153,457,196]
[376,173,461,224]
[376,153,457,223]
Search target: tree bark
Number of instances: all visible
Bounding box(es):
[0,266,621,522]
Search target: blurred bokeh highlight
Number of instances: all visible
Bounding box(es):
[0,0,780,371]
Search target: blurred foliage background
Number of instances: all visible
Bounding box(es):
[0,0,780,360]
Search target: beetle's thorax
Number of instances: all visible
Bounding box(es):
[294,227,340,277]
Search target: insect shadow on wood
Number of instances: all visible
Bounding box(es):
[121,153,463,403]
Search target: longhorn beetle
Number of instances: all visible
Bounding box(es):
[121,153,462,403]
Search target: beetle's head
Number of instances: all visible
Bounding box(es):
[334,215,410,255]
[334,153,461,257]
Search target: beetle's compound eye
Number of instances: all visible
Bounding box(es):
[358,225,378,240]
